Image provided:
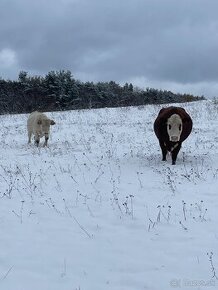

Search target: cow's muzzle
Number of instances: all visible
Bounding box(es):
[170,136,180,142]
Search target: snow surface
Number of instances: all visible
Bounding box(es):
[0,100,218,290]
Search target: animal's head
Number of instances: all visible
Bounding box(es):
[37,119,55,138]
[167,114,182,142]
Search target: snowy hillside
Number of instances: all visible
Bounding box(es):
[0,100,218,290]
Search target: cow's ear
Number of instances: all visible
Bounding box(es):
[50,120,55,125]
[37,120,42,125]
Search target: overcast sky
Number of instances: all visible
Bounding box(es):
[0,0,218,98]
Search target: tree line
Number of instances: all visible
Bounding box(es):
[0,70,205,114]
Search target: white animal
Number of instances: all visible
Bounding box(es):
[27,111,55,147]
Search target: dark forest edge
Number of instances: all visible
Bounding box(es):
[0,70,205,114]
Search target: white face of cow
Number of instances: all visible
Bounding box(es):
[38,119,55,138]
[167,114,182,142]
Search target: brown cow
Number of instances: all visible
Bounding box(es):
[154,106,192,165]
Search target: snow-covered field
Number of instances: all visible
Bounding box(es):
[0,100,218,290]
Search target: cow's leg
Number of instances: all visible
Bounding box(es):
[43,133,49,147]
[171,143,181,165]
[28,131,32,143]
[34,134,40,147]
[159,140,167,161]
[43,137,48,147]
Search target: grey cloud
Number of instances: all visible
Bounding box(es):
[1,0,218,97]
